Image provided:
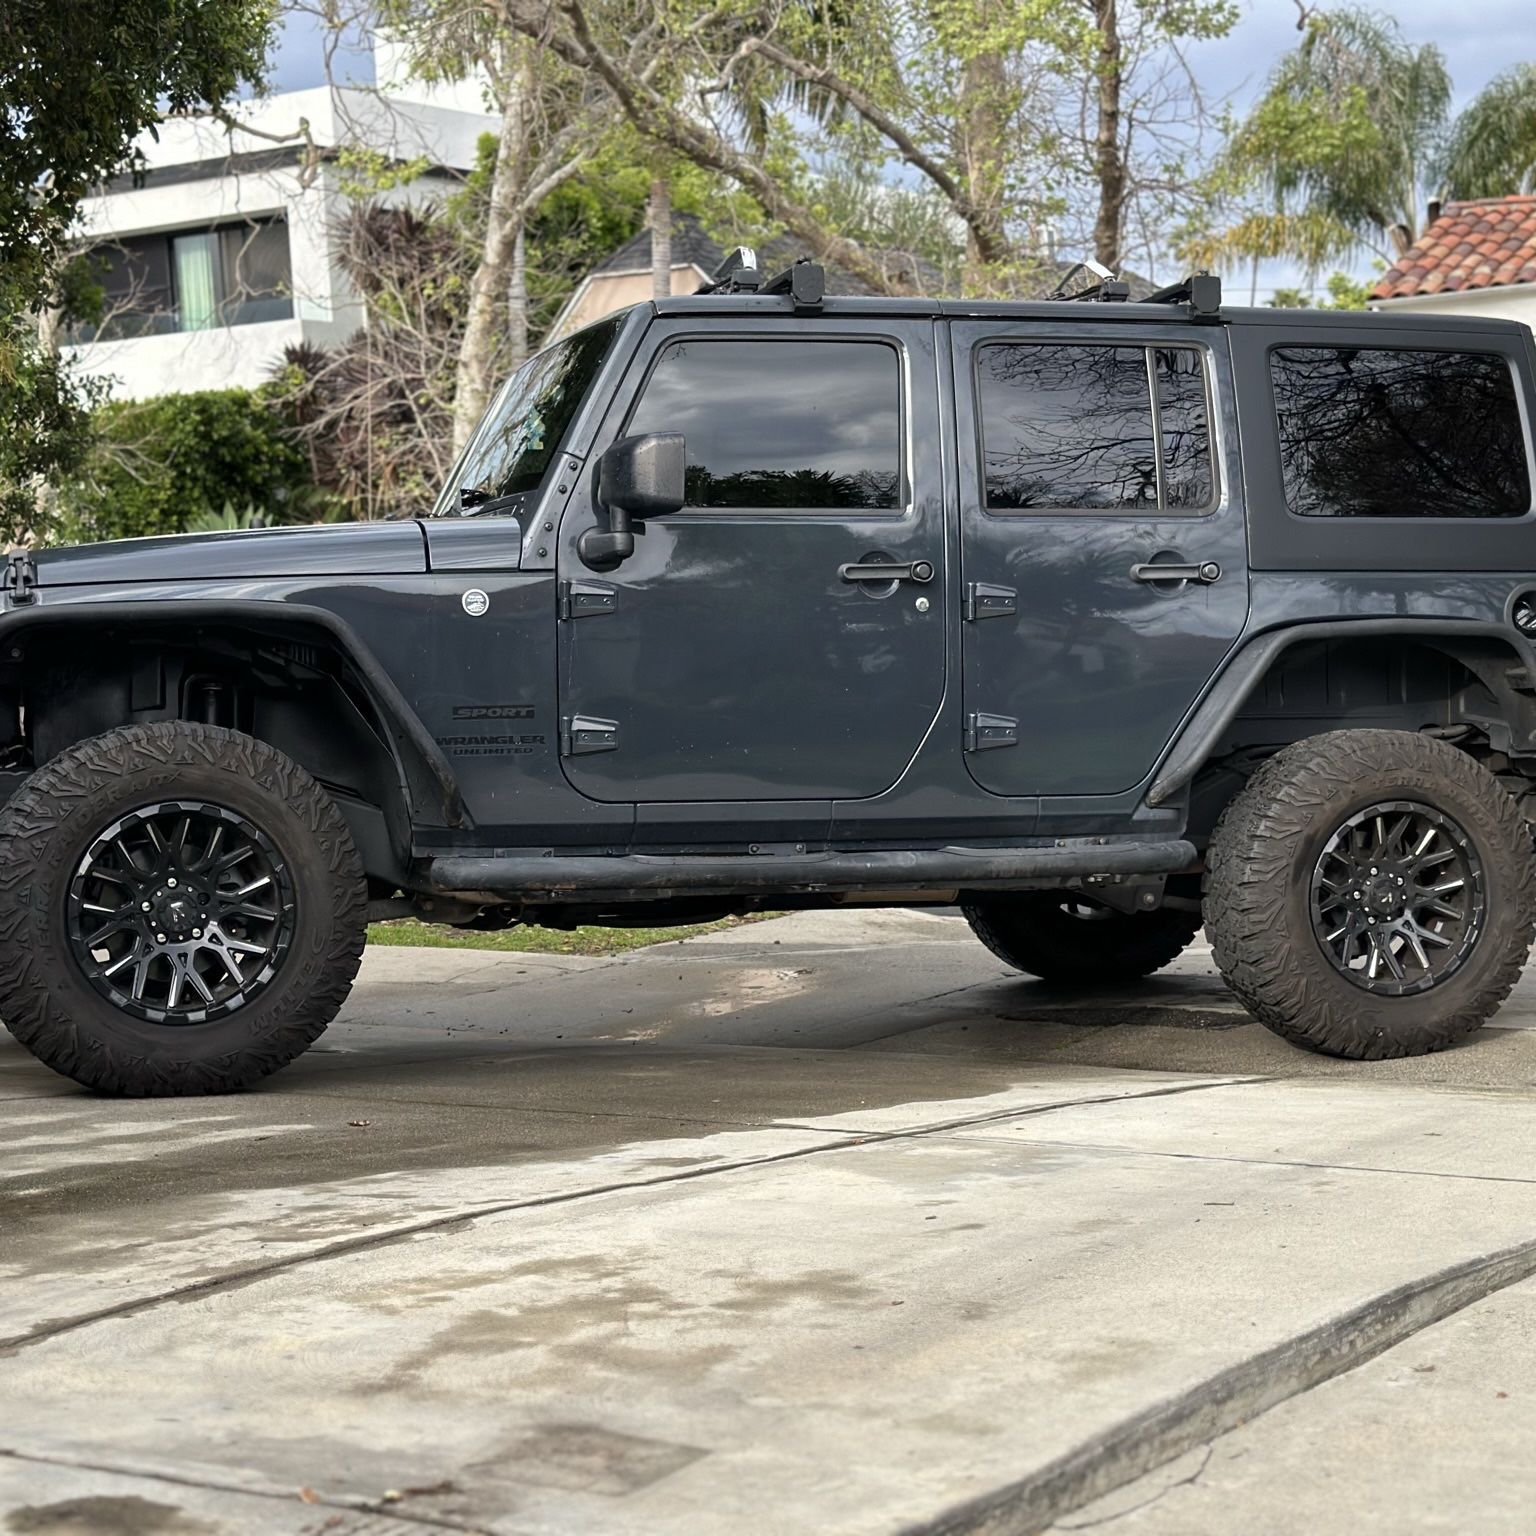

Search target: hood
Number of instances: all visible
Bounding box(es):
[33,521,429,587]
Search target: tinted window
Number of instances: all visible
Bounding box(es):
[627,339,901,510]
[1271,346,1533,518]
[449,312,624,507]
[978,343,1213,512]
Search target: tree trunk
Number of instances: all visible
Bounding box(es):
[1091,0,1126,272]
[648,175,672,301]
[453,62,531,451]
[959,33,1008,288]
[507,225,529,373]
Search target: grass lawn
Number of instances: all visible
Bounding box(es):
[366,912,779,956]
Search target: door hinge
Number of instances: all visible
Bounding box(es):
[964,582,1016,622]
[559,580,616,620]
[965,711,1019,752]
[561,714,620,756]
[4,551,37,607]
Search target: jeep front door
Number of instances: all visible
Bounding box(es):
[557,318,946,814]
[953,321,1249,799]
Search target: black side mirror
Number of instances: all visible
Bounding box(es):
[578,433,685,570]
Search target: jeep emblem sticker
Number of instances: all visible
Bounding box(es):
[461,589,490,617]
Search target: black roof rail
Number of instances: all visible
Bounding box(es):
[1145,272,1222,320]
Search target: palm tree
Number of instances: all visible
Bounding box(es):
[1196,9,1536,273]
[1441,63,1536,198]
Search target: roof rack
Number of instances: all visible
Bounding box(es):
[1048,259,1129,303]
[696,247,825,311]
[1145,271,1222,320]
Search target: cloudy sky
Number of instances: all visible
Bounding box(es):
[268,1,1531,297]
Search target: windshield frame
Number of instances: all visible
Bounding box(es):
[431,310,628,518]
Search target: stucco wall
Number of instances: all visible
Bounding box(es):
[1371,285,1536,333]
[549,266,711,341]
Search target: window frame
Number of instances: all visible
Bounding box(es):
[619,329,913,520]
[1265,339,1536,524]
[973,337,1221,519]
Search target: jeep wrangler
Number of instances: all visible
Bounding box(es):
[4,255,1536,1096]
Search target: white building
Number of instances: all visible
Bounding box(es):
[1368,196,1536,330]
[63,42,497,399]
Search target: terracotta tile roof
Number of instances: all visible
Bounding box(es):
[1372,195,1536,300]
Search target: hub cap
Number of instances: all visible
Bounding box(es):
[1309,800,1485,995]
[66,802,296,1024]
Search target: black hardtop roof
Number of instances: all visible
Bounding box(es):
[651,292,1533,337]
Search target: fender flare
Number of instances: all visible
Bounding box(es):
[1147,617,1536,807]
[0,599,465,830]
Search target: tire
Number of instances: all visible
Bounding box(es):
[1204,729,1536,1060]
[0,721,367,1095]
[961,891,1203,984]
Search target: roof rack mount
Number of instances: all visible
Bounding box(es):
[696,246,824,311]
[1145,271,1222,320]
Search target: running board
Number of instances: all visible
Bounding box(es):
[425,839,1197,900]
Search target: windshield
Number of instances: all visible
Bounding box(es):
[434,312,625,515]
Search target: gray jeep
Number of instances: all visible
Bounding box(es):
[3,258,1535,1095]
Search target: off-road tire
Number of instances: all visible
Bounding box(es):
[0,722,366,1095]
[961,892,1203,984]
[1204,729,1536,1059]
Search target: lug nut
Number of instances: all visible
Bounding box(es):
[141,901,151,911]
[167,878,177,888]
[156,932,167,943]
[192,929,202,939]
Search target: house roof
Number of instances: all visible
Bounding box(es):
[1371,195,1536,300]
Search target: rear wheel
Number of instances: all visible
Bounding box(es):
[961,891,1203,985]
[0,722,366,1095]
[1204,729,1536,1059]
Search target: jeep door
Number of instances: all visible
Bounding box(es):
[951,319,1250,799]
[556,316,946,819]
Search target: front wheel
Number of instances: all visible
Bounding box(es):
[0,722,366,1095]
[961,891,1203,984]
[1204,729,1536,1059]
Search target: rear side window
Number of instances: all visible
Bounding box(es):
[1270,346,1533,518]
[627,338,902,511]
[977,343,1215,513]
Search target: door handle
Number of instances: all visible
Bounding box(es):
[840,559,935,584]
[1130,560,1222,585]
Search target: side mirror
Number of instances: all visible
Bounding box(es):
[578,433,685,570]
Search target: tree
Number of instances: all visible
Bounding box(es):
[1440,63,1536,199]
[0,0,277,542]
[495,0,1235,294]
[1198,8,1536,274]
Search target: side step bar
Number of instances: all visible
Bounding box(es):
[426,838,1197,899]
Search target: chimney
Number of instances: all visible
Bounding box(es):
[1427,199,1442,226]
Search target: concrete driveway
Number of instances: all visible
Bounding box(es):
[6,908,1536,1535]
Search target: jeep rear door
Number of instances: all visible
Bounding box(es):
[555,314,946,819]
[951,317,1250,798]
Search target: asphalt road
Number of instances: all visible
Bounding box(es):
[7,908,1536,1535]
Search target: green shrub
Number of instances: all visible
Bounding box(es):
[57,385,325,544]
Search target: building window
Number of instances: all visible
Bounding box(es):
[68,219,294,343]
[626,339,903,511]
[977,343,1215,513]
[1270,346,1534,518]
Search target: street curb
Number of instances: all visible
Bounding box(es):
[905,1233,1536,1535]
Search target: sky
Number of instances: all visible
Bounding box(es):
[267,0,1534,298]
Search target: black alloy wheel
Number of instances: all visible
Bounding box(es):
[1309,800,1484,995]
[67,801,298,1024]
